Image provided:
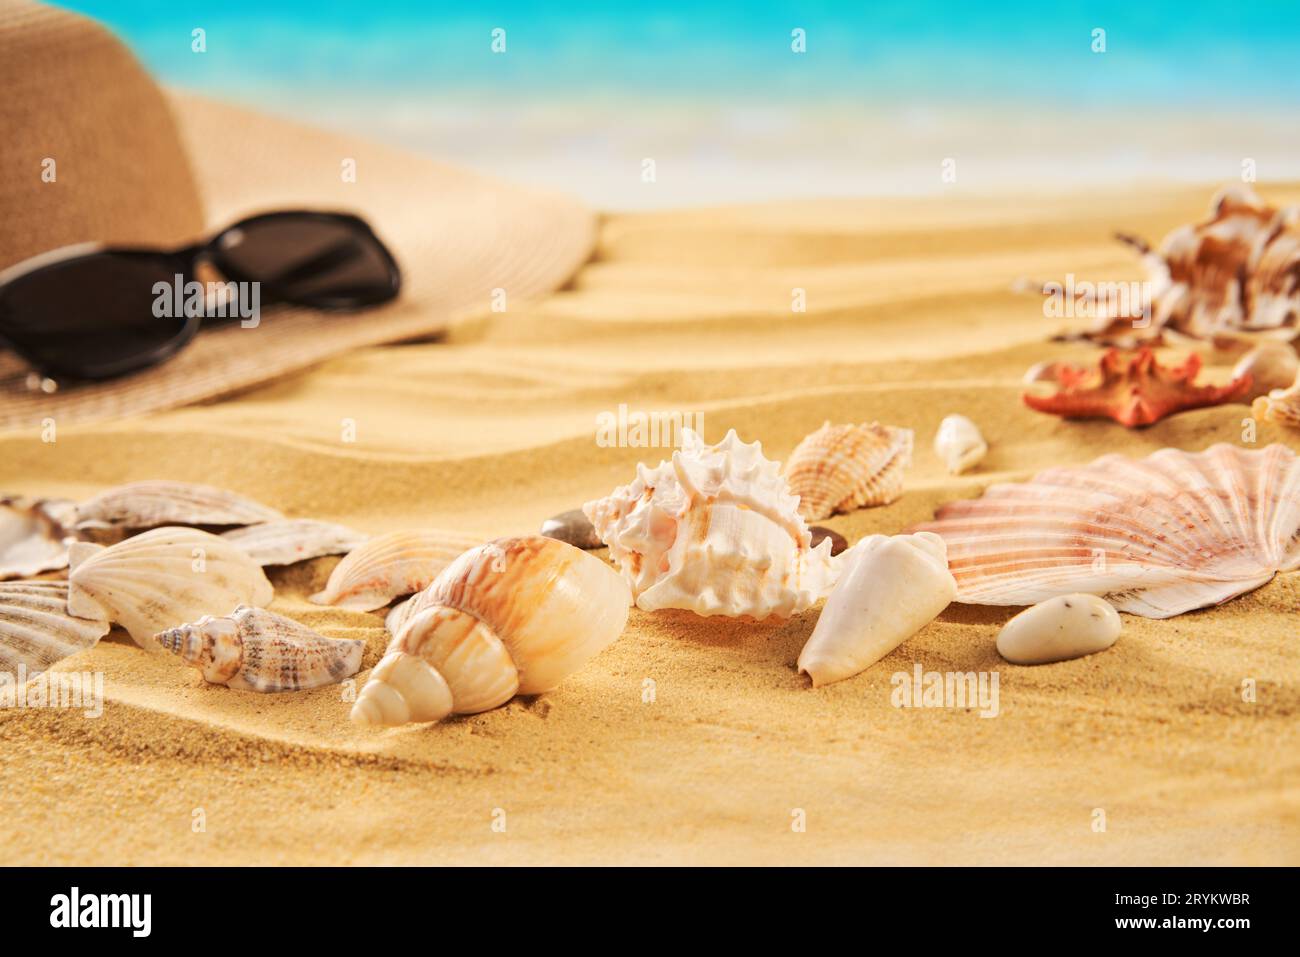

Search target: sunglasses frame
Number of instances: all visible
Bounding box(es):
[0,210,401,382]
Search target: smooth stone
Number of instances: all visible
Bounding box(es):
[540,509,602,550]
[808,526,848,556]
[996,593,1121,665]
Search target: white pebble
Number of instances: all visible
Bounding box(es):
[996,593,1121,665]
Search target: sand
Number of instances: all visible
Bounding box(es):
[2,184,1298,865]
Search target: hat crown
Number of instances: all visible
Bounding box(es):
[0,0,205,268]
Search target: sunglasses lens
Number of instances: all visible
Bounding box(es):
[0,252,192,379]
[211,214,399,307]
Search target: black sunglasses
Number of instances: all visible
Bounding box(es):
[0,210,401,382]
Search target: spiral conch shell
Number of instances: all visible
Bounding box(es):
[584,428,839,620]
[351,536,630,726]
[67,527,273,648]
[157,605,363,692]
[783,421,913,521]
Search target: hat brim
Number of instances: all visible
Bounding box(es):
[0,90,596,432]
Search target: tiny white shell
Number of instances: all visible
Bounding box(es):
[996,594,1121,665]
[1232,342,1299,401]
[797,532,956,687]
[933,414,987,475]
[67,527,273,649]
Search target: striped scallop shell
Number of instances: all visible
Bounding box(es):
[67,527,273,648]
[0,580,110,676]
[783,421,913,521]
[75,480,283,534]
[914,443,1300,619]
[309,530,484,612]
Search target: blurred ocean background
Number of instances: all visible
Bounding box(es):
[54,0,1300,207]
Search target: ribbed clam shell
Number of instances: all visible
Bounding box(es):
[75,480,283,532]
[156,605,363,693]
[221,519,367,567]
[585,428,840,619]
[0,580,110,676]
[1,496,74,580]
[351,536,631,725]
[783,421,913,521]
[309,530,483,611]
[67,527,274,648]
[914,443,1300,618]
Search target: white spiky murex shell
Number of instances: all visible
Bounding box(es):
[309,529,483,612]
[0,580,110,676]
[783,421,913,521]
[1,496,75,580]
[351,536,631,726]
[74,480,283,534]
[221,519,367,567]
[914,443,1300,619]
[67,527,274,648]
[156,605,364,693]
[583,428,839,619]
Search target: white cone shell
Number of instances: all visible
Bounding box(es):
[798,532,956,687]
[584,428,839,620]
[67,527,273,649]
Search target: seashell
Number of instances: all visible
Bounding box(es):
[309,530,484,612]
[996,594,1121,665]
[934,414,987,475]
[351,536,630,725]
[914,443,1300,619]
[539,509,602,549]
[1023,347,1252,427]
[584,428,840,620]
[221,519,367,567]
[156,605,363,692]
[797,532,955,687]
[67,527,273,648]
[0,580,110,676]
[1023,360,1066,385]
[1041,187,1300,345]
[75,480,282,534]
[385,596,414,636]
[1251,374,1300,428]
[783,421,913,521]
[1,496,75,580]
[1233,342,1299,401]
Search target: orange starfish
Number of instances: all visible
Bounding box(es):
[1022,348,1253,427]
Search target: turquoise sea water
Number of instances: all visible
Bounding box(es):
[50,1,1300,206]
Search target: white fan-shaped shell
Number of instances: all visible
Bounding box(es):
[1,497,74,580]
[0,580,110,675]
[221,519,367,567]
[309,530,483,611]
[75,480,282,531]
[67,527,274,648]
[351,536,631,726]
[156,605,363,692]
[584,428,840,619]
[783,421,913,520]
[915,443,1300,618]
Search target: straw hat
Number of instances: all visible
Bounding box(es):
[0,0,596,432]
